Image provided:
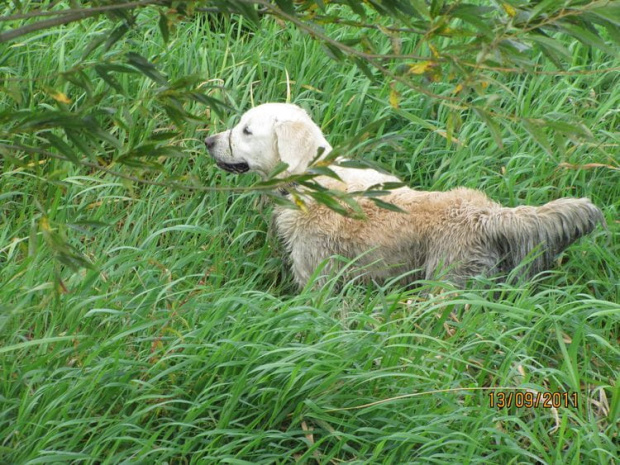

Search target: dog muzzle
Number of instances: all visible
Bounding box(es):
[215,160,250,174]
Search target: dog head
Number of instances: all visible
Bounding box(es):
[205,103,332,178]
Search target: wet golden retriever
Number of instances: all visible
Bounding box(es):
[206,103,604,288]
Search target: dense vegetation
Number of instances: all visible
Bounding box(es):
[1,1,618,463]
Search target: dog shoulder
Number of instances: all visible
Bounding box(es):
[325,165,402,192]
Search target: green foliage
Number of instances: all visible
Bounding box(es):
[0,2,618,463]
[1,0,619,194]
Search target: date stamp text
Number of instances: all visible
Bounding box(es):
[489,391,578,409]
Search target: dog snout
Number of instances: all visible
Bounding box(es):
[205,135,217,152]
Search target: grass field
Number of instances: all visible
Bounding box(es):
[1,4,619,464]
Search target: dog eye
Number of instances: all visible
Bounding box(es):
[243,126,252,136]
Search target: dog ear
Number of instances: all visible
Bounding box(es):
[275,120,326,175]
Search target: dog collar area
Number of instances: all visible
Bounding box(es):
[277,182,298,197]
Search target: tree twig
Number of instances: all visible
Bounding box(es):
[0,143,263,193]
[0,0,162,22]
[0,0,165,43]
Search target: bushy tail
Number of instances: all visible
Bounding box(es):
[487,198,605,276]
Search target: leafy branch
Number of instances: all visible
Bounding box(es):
[0,0,167,43]
[1,0,618,270]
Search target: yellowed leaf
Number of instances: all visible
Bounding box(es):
[502,3,517,17]
[409,61,433,75]
[391,36,402,55]
[50,90,72,104]
[292,192,308,213]
[40,217,51,232]
[300,84,323,93]
[24,159,48,169]
[559,162,620,171]
[301,420,314,444]
[453,83,464,94]
[389,87,400,108]
[434,129,464,146]
[426,64,442,82]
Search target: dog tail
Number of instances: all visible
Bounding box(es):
[486,198,605,276]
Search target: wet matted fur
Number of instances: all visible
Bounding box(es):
[205,103,604,288]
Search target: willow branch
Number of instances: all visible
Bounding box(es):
[0,143,255,193]
[0,0,165,43]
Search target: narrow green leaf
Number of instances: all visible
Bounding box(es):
[264,161,290,180]
[309,191,351,217]
[127,52,168,85]
[82,115,122,149]
[66,221,110,235]
[369,182,406,190]
[121,143,185,158]
[265,190,297,208]
[81,33,107,60]
[0,336,86,355]
[430,0,445,18]
[336,159,377,170]
[389,107,439,132]
[61,70,94,96]
[56,250,94,270]
[450,4,495,36]
[557,21,618,56]
[158,10,170,43]
[227,0,260,25]
[307,165,343,181]
[150,130,179,141]
[18,111,84,131]
[409,0,430,19]
[353,57,378,81]
[473,108,504,149]
[543,118,592,139]
[357,189,390,197]
[116,157,164,170]
[95,65,125,94]
[588,3,620,27]
[344,0,366,17]
[64,128,93,159]
[44,133,80,164]
[69,220,110,229]
[28,218,37,258]
[529,33,571,68]
[586,15,620,44]
[322,43,345,61]
[370,197,407,213]
[187,92,232,117]
[105,22,130,52]
[522,119,552,155]
[96,63,137,74]
[275,0,295,15]
[528,0,562,21]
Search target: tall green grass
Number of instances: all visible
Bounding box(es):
[1,6,618,464]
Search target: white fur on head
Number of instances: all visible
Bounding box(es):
[275,120,328,175]
[206,103,332,178]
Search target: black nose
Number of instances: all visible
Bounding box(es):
[205,136,216,151]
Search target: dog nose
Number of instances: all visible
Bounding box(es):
[205,136,216,151]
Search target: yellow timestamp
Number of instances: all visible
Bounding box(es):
[489,391,578,409]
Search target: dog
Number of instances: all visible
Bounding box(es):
[205,103,604,288]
